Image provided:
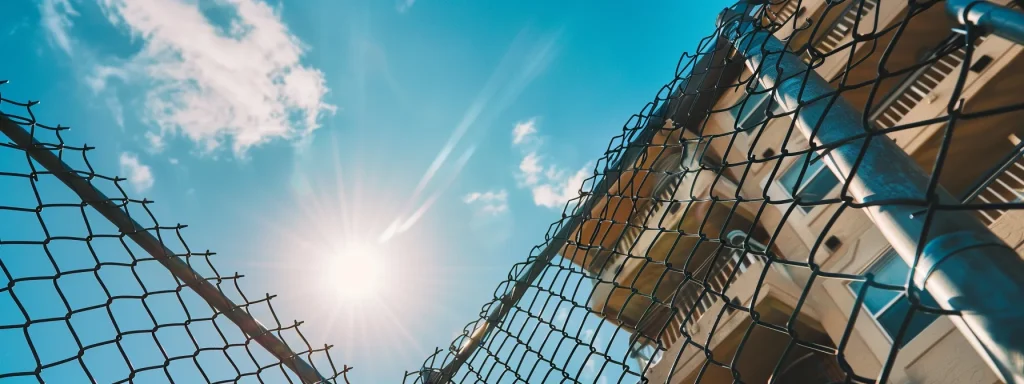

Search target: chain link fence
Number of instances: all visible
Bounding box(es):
[408,0,1024,383]
[0,81,350,383]
[5,0,1024,383]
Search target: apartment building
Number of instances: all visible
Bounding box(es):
[558,1,1024,383]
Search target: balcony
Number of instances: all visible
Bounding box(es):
[894,41,1024,197]
[810,0,879,57]
[871,34,987,130]
[789,0,1024,200]
[586,160,773,350]
[963,136,1024,226]
[641,294,840,384]
[628,231,764,369]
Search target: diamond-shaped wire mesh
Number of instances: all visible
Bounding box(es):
[5,1,1024,383]
[0,83,350,383]
[407,1,1024,383]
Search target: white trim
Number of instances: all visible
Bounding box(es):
[845,247,901,346]
[769,152,843,222]
[872,291,906,317]
[844,247,939,347]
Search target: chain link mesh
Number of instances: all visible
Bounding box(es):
[0,81,350,383]
[408,0,1024,383]
[4,0,1024,383]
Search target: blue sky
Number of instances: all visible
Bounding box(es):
[1,0,731,382]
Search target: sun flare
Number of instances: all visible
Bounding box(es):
[320,242,387,302]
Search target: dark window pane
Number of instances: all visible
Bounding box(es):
[799,169,840,202]
[779,153,813,194]
[848,250,912,313]
[779,153,839,212]
[731,83,782,134]
[870,250,912,286]
[877,295,940,347]
[848,280,902,314]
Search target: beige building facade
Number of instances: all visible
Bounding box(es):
[558,1,1024,383]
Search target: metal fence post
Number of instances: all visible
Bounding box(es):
[719,2,1024,383]
[947,0,1024,46]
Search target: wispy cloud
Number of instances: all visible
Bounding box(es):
[511,119,590,210]
[40,0,78,56]
[378,147,476,243]
[378,29,559,243]
[556,307,569,324]
[396,0,416,13]
[464,189,509,216]
[518,152,544,185]
[512,118,538,145]
[52,0,335,158]
[143,131,165,153]
[106,96,125,129]
[118,152,154,193]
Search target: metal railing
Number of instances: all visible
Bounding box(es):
[410,2,1024,383]
[811,0,879,56]
[722,3,1024,382]
[963,138,1024,225]
[629,230,766,373]
[871,34,987,129]
[765,0,802,26]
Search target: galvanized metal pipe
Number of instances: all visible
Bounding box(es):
[0,114,329,384]
[719,3,1024,383]
[948,0,1024,46]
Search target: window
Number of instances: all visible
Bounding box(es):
[778,152,840,213]
[847,249,940,347]
[631,342,663,369]
[730,82,784,134]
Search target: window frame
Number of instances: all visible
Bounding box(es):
[777,151,842,214]
[845,248,941,347]
[730,82,784,136]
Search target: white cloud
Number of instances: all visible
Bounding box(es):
[85,65,130,93]
[464,189,509,216]
[83,0,335,157]
[40,0,78,56]
[512,118,537,145]
[518,152,544,186]
[119,152,154,193]
[168,158,179,165]
[529,166,589,209]
[512,120,590,210]
[144,131,165,153]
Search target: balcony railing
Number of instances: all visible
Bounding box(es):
[811,0,878,56]
[764,0,801,26]
[962,138,1024,225]
[672,231,762,334]
[629,231,766,371]
[871,34,988,129]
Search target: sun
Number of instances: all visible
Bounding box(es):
[320,241,387,302]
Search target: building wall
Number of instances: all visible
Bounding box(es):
[636,1,1024,382]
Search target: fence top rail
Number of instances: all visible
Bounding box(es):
[0,82,348,383]
[408,1,1024,383]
